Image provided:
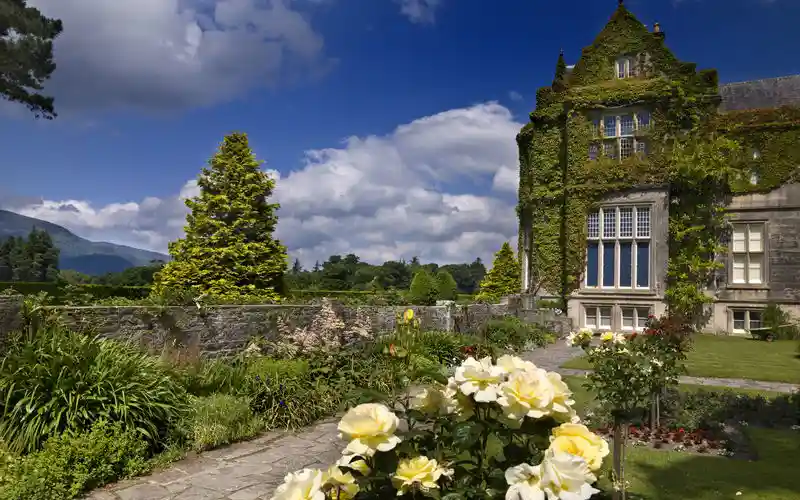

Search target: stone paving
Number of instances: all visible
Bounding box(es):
[87,340,799,500]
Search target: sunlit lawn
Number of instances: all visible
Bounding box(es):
[560,335,800,384]
[561,376,799,499]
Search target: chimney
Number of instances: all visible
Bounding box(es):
[653,22,665,41]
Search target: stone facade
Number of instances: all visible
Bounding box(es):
[0,296,572,358]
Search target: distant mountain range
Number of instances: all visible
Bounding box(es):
[0,209,169,275]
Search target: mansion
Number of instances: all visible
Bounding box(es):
[517,3,800,335]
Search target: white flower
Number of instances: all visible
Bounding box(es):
[324,465,359,500]
[505,463,545,500]
[497,367,554,424]
[271,468,326,500]
[392,456,451,496]
[546,371,577,422]
[539,450,599,500]
[497,354,538,374]
[453,356,505,402]
[336,454,370,475]
[338,403,402,456]
[651,358,664,367]
[411,387,451,416]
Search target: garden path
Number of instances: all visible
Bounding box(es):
[87,341,798,500]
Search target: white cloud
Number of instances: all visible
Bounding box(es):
[396,0,442,24]
[508,90,523,102]
[25,0,332,113]
[2,103,523,267]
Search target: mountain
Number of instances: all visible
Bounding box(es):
[0,209,169,275]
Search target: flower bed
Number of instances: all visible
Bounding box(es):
[593,425,729,456]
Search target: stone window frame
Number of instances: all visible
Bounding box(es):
[727,220,769,288]
[584,304,613,330]
[584,204,653,291]
[615,56,638,79]
[730,308,764,335]
[619,305,652,332]
[590,110,651,161]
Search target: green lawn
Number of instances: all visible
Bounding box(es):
[562,376,799,499]
[560,335,800,384]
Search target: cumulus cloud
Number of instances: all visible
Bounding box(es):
[25,0,332,113]
[396,0,442,24]
[2,103,523,267]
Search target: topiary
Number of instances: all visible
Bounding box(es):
[408,269,438,306]
[434,270,458,301]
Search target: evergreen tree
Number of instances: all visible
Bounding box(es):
[552,49,568,92]
[0,239,13,281]
[475,242,521,303]
[290,258,303,274]
[26,228,59,281]
[152,132,288,300]
[9,237,30,282]
[0,1,63,118]
[434,270,458,300]
[408,269,438,306]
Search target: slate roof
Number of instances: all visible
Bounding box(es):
[719,75,800,111]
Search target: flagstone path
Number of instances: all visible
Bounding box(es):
[87,341,799,500]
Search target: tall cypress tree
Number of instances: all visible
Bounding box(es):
[26,228,59,282]
[475,242,521,303]
[152,132,288,300]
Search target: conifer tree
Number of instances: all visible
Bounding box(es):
[475,242,521,303]
[434,270,458,301]
[152,133,287,300]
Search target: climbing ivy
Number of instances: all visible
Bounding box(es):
[517,3,799,325]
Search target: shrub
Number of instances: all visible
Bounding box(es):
[0,420,151,500]
[413,330,465,366]
[480,316,552,351]
[0,326,189,454]
[475,242,520,303]
[187,394,264,452]
[755,303,800,341]
[408,270,438,306]
[174,357,251,397]
[434,270,458,301]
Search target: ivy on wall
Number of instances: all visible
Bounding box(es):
[517,4,800,323]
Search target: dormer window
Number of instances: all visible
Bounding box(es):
[615,56,638,79]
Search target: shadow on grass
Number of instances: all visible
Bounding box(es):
[625,428,799,500]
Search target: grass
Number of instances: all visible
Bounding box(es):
[560,335,800,385]
[562,376,800,499]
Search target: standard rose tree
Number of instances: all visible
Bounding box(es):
[270,355,609,500]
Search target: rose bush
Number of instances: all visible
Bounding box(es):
[269,355,609,500]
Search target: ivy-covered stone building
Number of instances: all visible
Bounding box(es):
[517,2,800,335]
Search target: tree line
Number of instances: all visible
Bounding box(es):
[0,229,60,282]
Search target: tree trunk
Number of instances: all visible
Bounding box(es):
[612,415,627,500]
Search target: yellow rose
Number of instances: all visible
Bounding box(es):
[505,463,545,500]
[496,354,538,374]
[549,423,609,471]
[453,356,505,402]
[411,387,451,416]
[497,367,554,424]
[323,465,359,500]
[338,403,401,456]
[546,372,577,421]
[336,454,371,475]
[600,332,614,342]
[271,468,326,500]
[392,456,451,496]
[403,309,414,322]
[539,449,599,499]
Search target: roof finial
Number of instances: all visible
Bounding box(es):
[653,22,661,33]
[618,0,624,5]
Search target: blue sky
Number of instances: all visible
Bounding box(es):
[2,0,798,266]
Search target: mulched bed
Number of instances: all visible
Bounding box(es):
[594,425,732,456]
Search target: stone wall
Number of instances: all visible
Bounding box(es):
[0,296,572,358]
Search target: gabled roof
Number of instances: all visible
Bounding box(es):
[719,75,800,111]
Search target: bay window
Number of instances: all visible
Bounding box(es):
[731,223,765,284]
[585,205,651,290]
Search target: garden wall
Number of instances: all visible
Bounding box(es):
[0,295,571,358]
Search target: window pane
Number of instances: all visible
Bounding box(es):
[622,308,634,329]
[636,242,650,288]
[732,226,746,253]
[748,224,763,252]
[619,242,632,287]
[732,254,746,283]
[636,207,651,238]
[619,208,633,237]
[637,111,650,129]
[586,242,599,287]
[748,256,762,284]
[620,115,634,136]
[603,141,616,159]
[636,308,650,329]
[733,310,746,331]
[617,61,625,79]
[635,140,647,157]
[619,137,633,159]
[603,244,616,287]
[749,311,763,330]
[599,307,612,328]
[604,116,616,138]
[587,212,600,239]
[588,143,599,161]
[628,58,638,77]
[603,209,617,239]
[585,307,597,328]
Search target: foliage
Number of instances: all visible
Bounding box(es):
[0,229,60,282]
[434,270,459,301]
[475,242,521,303]
[0,325,189,454]
[0,420,151,500]
[408,269,439,306]
[187,394,264,452]
[753,303,800,341]
[480,316,554,351]
[152,132,288,301]
[0,0,63,119]
[172,357,252,397]
[270,355,608,500]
